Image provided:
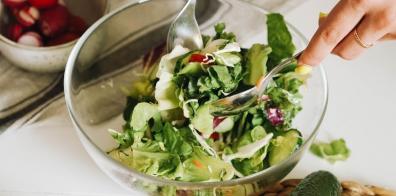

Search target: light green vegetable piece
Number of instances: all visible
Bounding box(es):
[109,142,182,179]
[155,72,180,111]
[244,44,272,85]
[162,123,193,156]
[178,62,204,76]
[267,13,296,68]
[269,129,302,166]
[215,53,241,67]
[177,147,234,182]
[108,148,135,168]
[191,104,214,138]
[130,102,159,131]
[227,126,272,176]
[310,138,350,163]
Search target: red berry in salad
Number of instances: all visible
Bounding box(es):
[27,0,57,9]
[15,6,40,27]
[39,5,69,37]
[17,31,42,46]
[46,32,78,46]
[2,0,26,8]
[7,23,24,41]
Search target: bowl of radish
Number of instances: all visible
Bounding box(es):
[0,0,108,72]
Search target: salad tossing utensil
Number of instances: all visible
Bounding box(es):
[210,51,304,116]
[166,0,203,52]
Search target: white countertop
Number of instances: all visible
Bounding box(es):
[0,0,395,195]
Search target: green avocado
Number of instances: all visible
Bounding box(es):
[291,170,341,196]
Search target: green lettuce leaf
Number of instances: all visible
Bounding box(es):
[310,139,350,163]
[224,126,273,176]
[244,44,272,85]
[208,65,237,93]
[267,13,296,69]
[177,147,234,182]
[109,141,181,180]
[132,150,181,178]
[109,128,133,149]
[162,123,193,156]
[214,52,241,67]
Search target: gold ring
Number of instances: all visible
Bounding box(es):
[353,28,373,48]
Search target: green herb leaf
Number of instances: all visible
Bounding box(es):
[163,123,193,156]
[267,13,296,69]
[310,139,350,163]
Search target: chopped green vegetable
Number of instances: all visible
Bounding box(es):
[130,102,159,131]
[243,44,272,85]
[155,72,180,111]
[267,13,296,69]
[162,123,193,156]
[269,129,302,166]
[310,139,350,163]
[178,147,234,182]
[191,104,214,137]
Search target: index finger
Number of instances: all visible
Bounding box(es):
[299,0,368,65]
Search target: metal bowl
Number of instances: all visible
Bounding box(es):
[0,0,108,73]
[64,0,328,195]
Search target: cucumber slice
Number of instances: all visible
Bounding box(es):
[269,129,302,166]
[191,104,214,137]
[178,62,203,76]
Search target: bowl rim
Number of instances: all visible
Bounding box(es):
[64,0,329,188]
[0,0,110,50]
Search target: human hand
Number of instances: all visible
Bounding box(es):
[299,0,396,65]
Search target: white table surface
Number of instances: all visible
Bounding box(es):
[1,0,396,195]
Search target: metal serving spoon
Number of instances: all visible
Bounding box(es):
[166,0,203,52]
[209,51,304,116]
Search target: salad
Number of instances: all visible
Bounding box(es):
[108,13,309,182]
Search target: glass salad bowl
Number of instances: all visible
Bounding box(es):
[64,0,328,195]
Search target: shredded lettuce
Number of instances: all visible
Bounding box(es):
[177,147,234,182]
[310,139,350,163]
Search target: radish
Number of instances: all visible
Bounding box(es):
[17,31,42,46]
